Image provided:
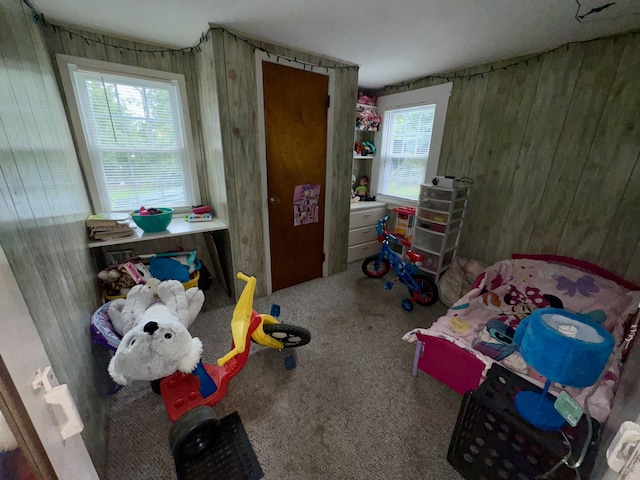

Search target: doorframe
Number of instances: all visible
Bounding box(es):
[255,51,336,294]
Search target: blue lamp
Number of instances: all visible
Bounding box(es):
[513,308,614,431]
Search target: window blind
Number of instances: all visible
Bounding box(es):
[72,70,189,211]
[379,104,436,201]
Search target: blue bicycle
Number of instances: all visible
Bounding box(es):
[362,214,439,311]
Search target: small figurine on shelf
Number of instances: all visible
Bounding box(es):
[354,176,376,202]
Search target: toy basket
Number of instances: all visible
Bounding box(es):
[90,301,122,351]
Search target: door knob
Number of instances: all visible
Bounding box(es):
[270,196,280,205]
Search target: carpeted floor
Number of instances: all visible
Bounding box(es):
[105,262,465,480]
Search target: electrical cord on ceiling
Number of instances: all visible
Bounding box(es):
[21,0,359,72]
[380,28,638,92]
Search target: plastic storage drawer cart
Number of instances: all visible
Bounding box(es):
[448,363,600,480]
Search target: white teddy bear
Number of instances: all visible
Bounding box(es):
[107,280,205,386]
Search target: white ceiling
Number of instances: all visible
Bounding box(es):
[32,0,640,89]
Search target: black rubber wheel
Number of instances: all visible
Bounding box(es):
[362,255,390,278]
[411,274,439,307]
[263,323,311,348]
[169,406,219,460]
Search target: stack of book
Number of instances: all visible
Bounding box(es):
[86,213,135,241]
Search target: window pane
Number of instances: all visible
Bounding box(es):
[84,79,177,149]
[100,151,187,211]
[380,104,435,201]
[71,67,194,212]
[380,156,428,200]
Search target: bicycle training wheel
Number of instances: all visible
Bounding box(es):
[263,323,311,348]
[362,256,390,278]
[169,406,219,460]
[411,275,439,307]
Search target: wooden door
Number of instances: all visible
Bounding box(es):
[262,62,329,291]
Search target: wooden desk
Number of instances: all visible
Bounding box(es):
[88,217,230,295]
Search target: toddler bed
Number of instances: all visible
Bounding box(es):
[404,254,640,423]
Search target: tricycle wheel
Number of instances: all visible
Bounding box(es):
[150,379,162,395]
[411,274,439,306]
[263,323,311,348]
[169,406,219,460]
[362,255,390,278]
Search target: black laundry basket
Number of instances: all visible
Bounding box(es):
[447,364,600,480]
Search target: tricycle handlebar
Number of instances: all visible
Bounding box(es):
[237,272,251,283]
[217,272,256,366]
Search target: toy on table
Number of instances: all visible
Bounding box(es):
[137,206,164,216]
[185,205,213,223]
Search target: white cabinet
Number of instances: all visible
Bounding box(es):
[411,184,468,278]
[348,201,386,263]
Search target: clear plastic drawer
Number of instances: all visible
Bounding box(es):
[413,228,444,252]
[423,187,466,201]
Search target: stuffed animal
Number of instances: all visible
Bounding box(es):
[97,265,137,298]
[107,280,205,386]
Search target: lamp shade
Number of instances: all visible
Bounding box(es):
[514,308,614,389]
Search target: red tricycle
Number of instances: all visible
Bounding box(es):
[162,272,311,469]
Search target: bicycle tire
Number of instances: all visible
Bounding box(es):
[263,323,311,348]
[362,256,390,278]
[411,274,439,306]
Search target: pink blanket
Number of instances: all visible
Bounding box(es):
[405,258,640,422]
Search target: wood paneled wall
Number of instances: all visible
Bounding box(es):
[379,32,640,284]
[0,1,109,474]
[196,27,358,297]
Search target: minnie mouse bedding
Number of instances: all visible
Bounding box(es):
[404,256,640,422]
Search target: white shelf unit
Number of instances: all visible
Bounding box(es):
[411,184,468,279]
[352,101,380,195]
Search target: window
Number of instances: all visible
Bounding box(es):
[373,82,452,203]
[57,55,199,213]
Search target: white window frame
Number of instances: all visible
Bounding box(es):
[56,54,200,214]
[373,82,452,206]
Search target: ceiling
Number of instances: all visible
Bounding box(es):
[32,0,640,89]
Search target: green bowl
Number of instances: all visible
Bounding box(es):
[130,208,174,233]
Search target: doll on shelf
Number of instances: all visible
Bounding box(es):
[354,175,376,202]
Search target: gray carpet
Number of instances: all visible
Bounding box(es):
[105,262,465,480]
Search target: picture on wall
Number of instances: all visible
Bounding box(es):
[293,184,320,226]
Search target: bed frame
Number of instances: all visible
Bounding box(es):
[411,254,640,397]
[412,333,487,395]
